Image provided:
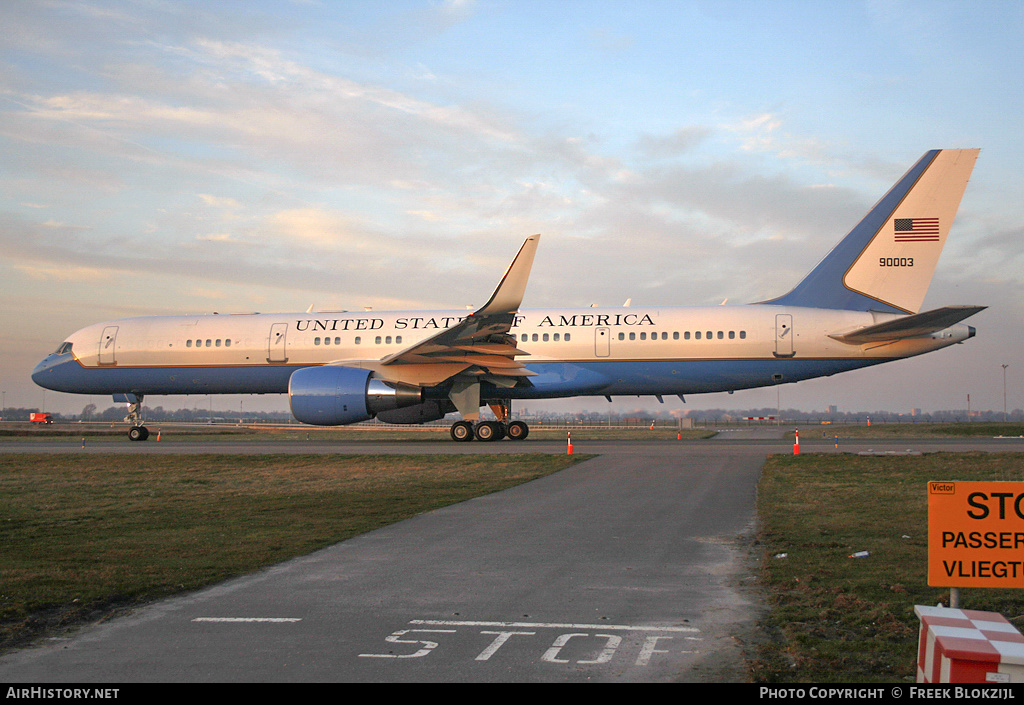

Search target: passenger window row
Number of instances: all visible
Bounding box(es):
[181,330,746,350]
[511,330,749,343]
[314,336,403,345]
[186,339,232,348]
[618,330,747,341]
[511,333,572,343]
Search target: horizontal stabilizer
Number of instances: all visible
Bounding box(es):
[829,306,985,344]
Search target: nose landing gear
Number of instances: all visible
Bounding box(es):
[122,394,149,441]
[128,425,150,442]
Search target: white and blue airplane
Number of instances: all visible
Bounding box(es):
[33,149,984,441]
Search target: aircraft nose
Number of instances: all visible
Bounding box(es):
[32,354,69,391]
[32,356,55,388]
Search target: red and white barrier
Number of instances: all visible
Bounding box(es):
[915,605,1024,683]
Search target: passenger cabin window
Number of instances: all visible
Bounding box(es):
[592,329,745,345]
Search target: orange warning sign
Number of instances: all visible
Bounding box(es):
[928,481,1024,588]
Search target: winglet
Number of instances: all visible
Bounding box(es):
[474,235,540,316]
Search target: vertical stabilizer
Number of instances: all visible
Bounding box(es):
[767,149,978,313]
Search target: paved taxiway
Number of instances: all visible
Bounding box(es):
[1,431,1022,682]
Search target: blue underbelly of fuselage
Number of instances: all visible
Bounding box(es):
[32,353,889,400]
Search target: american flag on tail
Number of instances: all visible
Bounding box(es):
[893,217,940,242]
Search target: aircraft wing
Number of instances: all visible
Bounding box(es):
[352,235,540,388]
[829,305,985,344]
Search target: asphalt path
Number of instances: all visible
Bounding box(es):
[1,431,1021,683]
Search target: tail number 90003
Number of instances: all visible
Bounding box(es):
[880,257,914,267]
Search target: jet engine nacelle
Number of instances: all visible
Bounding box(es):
[288,365,423,426]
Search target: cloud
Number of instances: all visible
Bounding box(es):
[415,0,480,32]
[267,207,368,248]
[197,194,242,210]
[635,127,712,158]
[13,263,109,283]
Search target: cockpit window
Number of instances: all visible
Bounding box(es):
[54,342,73,355]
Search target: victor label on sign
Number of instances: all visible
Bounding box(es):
[929,481,1024,588]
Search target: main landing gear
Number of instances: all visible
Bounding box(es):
[449,419,530,442]
[449,400,530,442]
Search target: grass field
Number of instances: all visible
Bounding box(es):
[0,452,586,652]
[753,451,1024,683]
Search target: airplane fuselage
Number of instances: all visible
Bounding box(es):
[29,149,985,441]
[32,303,974,401]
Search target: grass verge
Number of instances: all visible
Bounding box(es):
[792,422,1024,439]
[0,452,586,652]
[752,451,1024,682]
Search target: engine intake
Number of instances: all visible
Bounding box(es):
[288,366,423,425]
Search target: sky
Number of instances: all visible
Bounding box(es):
[2,0,1022,419]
